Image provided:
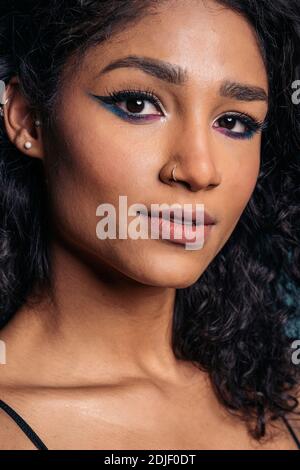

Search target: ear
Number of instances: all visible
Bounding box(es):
[2,76,45,160]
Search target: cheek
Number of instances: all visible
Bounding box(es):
[44,114,157,249]
[222,148,260,226]
[50,98,155,197]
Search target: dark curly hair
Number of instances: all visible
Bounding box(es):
[0,0,300,442]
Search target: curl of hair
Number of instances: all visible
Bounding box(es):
[0,0,300,441]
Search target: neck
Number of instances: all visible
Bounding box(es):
[4,237,186,386]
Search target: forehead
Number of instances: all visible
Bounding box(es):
[71,0,268,93]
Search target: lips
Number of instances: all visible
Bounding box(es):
[139,211,214,246]
[137,207,217,226]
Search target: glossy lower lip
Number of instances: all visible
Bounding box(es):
[140,214,214,246]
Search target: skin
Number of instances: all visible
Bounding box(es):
[0,0,298,449]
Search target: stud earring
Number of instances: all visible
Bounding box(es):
[35,119,42,127]
[24,141,32,150]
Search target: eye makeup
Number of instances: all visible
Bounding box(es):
[89,87,165,123]
[88,87,268,139]
[212,111,268,140]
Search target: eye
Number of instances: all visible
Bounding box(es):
[216,116,246,133]
[213,112,266,140]
[92,88,165,122]
[115,94,160,115]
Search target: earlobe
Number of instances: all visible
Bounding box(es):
[1,76,45,161]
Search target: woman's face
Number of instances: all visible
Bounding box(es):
[42,0,268,287]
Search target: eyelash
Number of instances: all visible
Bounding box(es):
[94,87,267,140]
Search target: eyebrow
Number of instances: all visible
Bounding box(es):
[99,54,187,86]
[98,55,268,102]
[219,80,268,102]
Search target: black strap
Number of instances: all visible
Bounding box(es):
[281,415,300,450]
[0,399,48,450]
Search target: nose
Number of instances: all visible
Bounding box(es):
[161,117,222,192]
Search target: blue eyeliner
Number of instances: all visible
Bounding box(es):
[100,99,135,121]
[89,89,164,123]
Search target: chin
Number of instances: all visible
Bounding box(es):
[126,258,204,289]
[105,239,209,287]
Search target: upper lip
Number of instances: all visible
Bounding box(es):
[137,206,217,226]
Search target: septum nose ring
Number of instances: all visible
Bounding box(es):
[171,164,177,182]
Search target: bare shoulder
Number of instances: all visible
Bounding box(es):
[254,416,300,450]
[281,388,300,447]
[256,388,300,450]
[0,398,37,450]
[0,377,299,450]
